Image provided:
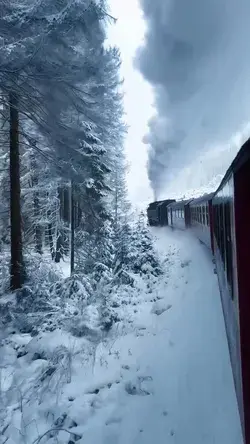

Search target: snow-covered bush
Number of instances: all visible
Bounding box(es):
[99,289,121,332]
[0,254,11,296]
[114,213,162,278]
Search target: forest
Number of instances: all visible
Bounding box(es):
[0,2,163,442]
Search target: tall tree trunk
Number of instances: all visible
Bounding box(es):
[55,227,63,263]
[70,182,75,274]
[46,193,55,259]
[114,169,118,232]
[34,189,43,254]
[31,157,43,254]
[55,187,64,263]
[62,186,70,255]
[9,92,24,290]
[47,219,55,259]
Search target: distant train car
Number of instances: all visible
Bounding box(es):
[189,193,214,251]
[167,199,193,230]
[212,138,250,442]
[147,199,175,226]
[147,201,163,226]
[157,199,176,225]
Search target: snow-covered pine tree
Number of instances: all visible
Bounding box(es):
[125,212,163,277]
[0,0,113,287]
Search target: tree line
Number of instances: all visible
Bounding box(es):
[0,0,129,291]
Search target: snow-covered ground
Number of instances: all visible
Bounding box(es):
[0,227,243,443]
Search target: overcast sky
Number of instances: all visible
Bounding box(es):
[108,0,250,205]
[107,0,154,207]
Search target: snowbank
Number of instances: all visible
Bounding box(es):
[0,227,243,443]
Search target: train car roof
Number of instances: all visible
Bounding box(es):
[147,199,175,209]
[215,137,250,193]
[190,192,214,205]
[147,200,164,209]
[157,199,176,207]
[168,198,193,209]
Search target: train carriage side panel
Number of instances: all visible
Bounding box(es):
[212,137,250,442]
[212,179,243,430]
[234,153,250,443]
[190,193,214,251]
[184,201,192,227]
[158,199,176,226]
[208,200,214,253]
[168,199,193,230]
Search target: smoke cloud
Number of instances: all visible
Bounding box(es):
[136,0,250,198]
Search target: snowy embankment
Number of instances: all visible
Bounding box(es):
[0,227,243,444]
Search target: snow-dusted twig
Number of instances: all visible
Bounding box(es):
[32,427,75,444]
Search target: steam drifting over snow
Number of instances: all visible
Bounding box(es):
[136,0,250,197]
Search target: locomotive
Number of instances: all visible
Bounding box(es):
[147,138,250,444]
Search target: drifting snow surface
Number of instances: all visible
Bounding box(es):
[1,227,243,443]
[84,228,243,444]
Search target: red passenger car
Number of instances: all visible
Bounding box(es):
[212,138,250,443]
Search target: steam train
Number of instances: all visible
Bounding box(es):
[147,138,250,443]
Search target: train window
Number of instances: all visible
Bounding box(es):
[215,205,219,247]
[224,201,234,299]
[214,204,220,250]
[219,203,225,266]
[206,205,209,226]
[213,205,217,244]
[216,205,220,249]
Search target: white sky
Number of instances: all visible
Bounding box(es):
[107,0,154,208]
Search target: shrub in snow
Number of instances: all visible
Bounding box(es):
[128,215,163,277]
[113,222,133,270]
[69,317,101,340]
[59,274,92,306]
[99,287,121,332]
[91,262,112,287]
[0,300,13,328]
[0,254,11,296]
[15,285,51,312]
[25,254,61,287]
[113,214,162,278]
[112,267,134,286]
